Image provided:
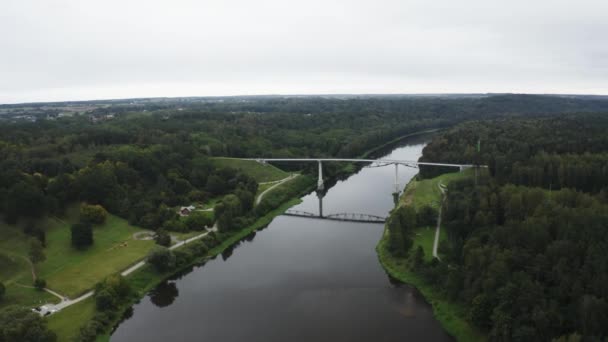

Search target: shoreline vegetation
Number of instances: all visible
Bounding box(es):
[47,127,442,341]
[376,170,485,342]
[48,175,316,341]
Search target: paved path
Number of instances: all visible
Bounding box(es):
[432,183,447,260]
[39,174,292,315]
[255,174,298,205]
[40,227,217,315]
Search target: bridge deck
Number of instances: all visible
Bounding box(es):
[282,210,386,224]
[245,158,485,169]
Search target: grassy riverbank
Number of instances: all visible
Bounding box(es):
[47,179,314,341]
[376,236,483,341]
[376,169,485,342]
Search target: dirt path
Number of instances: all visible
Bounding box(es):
[255,174,298,205]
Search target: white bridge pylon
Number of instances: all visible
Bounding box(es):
[248,158,484,193]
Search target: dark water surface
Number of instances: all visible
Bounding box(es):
[111,134,452,342]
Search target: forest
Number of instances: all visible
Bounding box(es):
[2,94,608,341]
[387,113,608,341]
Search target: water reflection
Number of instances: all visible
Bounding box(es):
[149,281,179,308]
[111,134,453,342]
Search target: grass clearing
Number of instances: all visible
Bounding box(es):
[412,226,441,261]
[211,157,289,182]
[400,170,470,210]
[0,283,59,310]
[39,214,155,297]
[47,296,97,342]
[0,253,25,282]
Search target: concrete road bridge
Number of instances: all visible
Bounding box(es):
[246,158,484,193]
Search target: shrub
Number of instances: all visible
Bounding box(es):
[185,212,214,231]
[95,289,115,311]
[0,282,5,301]
[155,229,171,247]
[173,249,194,266]
[187,240,209,256]
[80,203,108,225]
[146,247,176,272]
[71,222,93,249]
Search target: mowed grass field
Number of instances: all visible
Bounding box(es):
[0,224,60,309]
[0,205,155,299]
[211,157,289,182]
[39,214,155,297]
[47,296,98,342]
[401,169,472,210]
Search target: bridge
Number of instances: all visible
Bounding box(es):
[247,157,484,193]
[283,209,386,224]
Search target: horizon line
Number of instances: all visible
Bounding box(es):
[2,91,608,106]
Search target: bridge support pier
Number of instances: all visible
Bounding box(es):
[317,160,324,191]
[394,163,400,194]
[316,190,324,217]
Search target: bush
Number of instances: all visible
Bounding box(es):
[155,229,171,247]
[202,234,219,249]
[146,247,176,272]
[80,203,108,225]
[185,211,214,231]
[187,240,209,256]
[0,282,5,301]
[34,278,46,290]
[77,320,102,342]
[95,289,115,311]
[94,274,132,312]
[71,222,93,249]
[173,249,194,266]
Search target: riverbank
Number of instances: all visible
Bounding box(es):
[359,128,442,159]
[47,128,441,341]
[376,171,484,342]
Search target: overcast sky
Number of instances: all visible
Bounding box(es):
[1,0,607,104]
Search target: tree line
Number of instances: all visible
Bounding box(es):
[388,114,608,340]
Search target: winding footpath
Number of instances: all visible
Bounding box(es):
[42,226,217,313]
[255,174,298,205]
[40,174,296,315]
[432,183,447,260]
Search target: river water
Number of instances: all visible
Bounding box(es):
[111,134,452,342]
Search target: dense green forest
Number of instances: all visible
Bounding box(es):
[388,114,608,340]
[6,94,608,228]
[3,95,608,341]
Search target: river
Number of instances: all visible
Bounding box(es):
[111,134,452,342]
